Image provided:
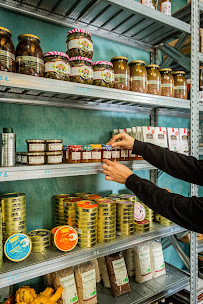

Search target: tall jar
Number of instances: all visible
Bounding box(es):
[0,27,15,72]
[146,64,161,95]
[16,34,44,77]
[173,71,187,99]
[69,57,93,84]
[160,68,174,97]
[44,51,70,81]
[111,56,130,90]
[129,60,148,93]
[160,0,171,15]
[66,29,93,59]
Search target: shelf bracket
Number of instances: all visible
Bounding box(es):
[168,235,190,270]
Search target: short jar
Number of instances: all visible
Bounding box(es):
[141,0,155,8]
[173,71,187,99]
[81,145,92,163]
[21,152,28,164]
[44,51,70,81]
[46,140,63,152]
[69,56,93,84]
[160,68,174,97]
[90,144,102,162]
[160,0,171,15]
[111,56,130,90]
[111,147,121,161]
[16,152,22,164]
[68,145,82,163]
[27,152,45,166]
[120,149,129,161]
[66,29,93,59]
[46,152,63,164]
[63,145,69,163]
[92,61,114,88]
[16,34,44,77]
[26,139,45,152]
[0,26,15,72]
[129,60,148,93]
[146,64,161,95]
[102,145,112,160]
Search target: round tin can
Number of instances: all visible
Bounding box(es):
[27,229,51,242]
[119,194,136,201]
[4,233,31,262]
[54,226,78,252]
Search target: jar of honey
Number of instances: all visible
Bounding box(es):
[129,60,148,93]
[111,56,130,90]
[146,64,161,95]
[81,145,92,163]
[160,68,174,97]
[173,71,187,99]
[90,144,102,162]
[68,145,82,163]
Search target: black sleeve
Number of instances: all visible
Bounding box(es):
[133,139,203,186]
[126,174,203,233]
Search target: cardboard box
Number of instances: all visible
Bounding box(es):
[154,127,168,148]
[167,128,180,152]
[179,128,190,155]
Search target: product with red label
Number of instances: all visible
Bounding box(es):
[69,56,93,84]
[141,0,155,8]
[154,127,168,148]
[68,145,82,163]
[66,29,93,59]
[93,61,114,88]
[54,225,78,252]
[179,128,190,156]
[142,126,155,145]
[160,0,171,15]
[167,128,180,152]
[150,240,166,278]
[44,51,70,81]
[134,243,152,283]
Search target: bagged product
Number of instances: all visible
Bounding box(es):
[136,127,144,142]
[150,240,166,279]
[43,273,53,288]
[75,261,97,304]
[134,243,152,283]
[154,127,168,148]
[98,256,111,288]
[52,267,78,304]
[179,128,190,155]
[131,127,137,139]
[105,252,131,297]
[142,126,155,144]
[123,248,135,277]
[167,128,180,152]
[92,259,102,283]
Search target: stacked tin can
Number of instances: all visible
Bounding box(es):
[155,213,173,226]
[96,199,116,243]
[0,128,16,167]
[0,193,26,242]
[116,200,134,236]
[55,194,71,226]
[0,208,2,268]
[139,200,154,226]
[76,200,98,248]
[64,197,82,227]
[27,229,51,252]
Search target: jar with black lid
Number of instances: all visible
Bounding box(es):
[111,56,130,90]
[44,51,70,81]
[92,61,114,88]
[0,26,15,72]
[66,29,93,59]
[16,34,44,77]
[69,56,93,84]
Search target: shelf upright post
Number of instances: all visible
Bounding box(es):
[190,0,200,303]
[150,108,158,185]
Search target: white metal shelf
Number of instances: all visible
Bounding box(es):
[0,160,155,182]
[199,52,203,62]
[97,263,189,304]
[199,147,203,156]
[0,224,186,288]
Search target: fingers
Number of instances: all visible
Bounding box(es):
[107,133,125,145]
[103,159,114,166]
[105,175,113,181]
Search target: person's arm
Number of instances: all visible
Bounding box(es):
[133,139,203,186]
[126,174,203,233]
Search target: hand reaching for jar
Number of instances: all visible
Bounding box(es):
[102,159,133,184]
[107,132,135,149]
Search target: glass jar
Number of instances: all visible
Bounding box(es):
[111,56,130,90]
[21,152,28,164]
[160,0,171,15]
[46,140,63,152]
[129,60,148,93]
[69,56,93,84]
[160,68,174,97]
[173,71,187,99]
[46,152,63,164]
[200,67,203,91]
[92,61,114,88]
[90,144,102,162]
[146,64,161,95]
[16,34,44,77]
[112,147,121,161]
[128,149,136,161]
[81,145,92,163]
[66,29,93,59]
[27,152,45,166]
[141,0,155,8]
[102,144,112,160]
[26,140,45,152]
[68,145,82,164]
[120,149,129,161]
[63,145,69,163]
[0,26,15,72]
[44,51,70,81]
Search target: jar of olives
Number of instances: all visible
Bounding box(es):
[146,64,161,95]
[0,27,15,73]
[111,56,130,90]
[160,68,174,97]
[44,51,70,81]
[66,29,93,59]
[16,34,44,77]
[69,56,93,84]
[92,61,114,88]
[173,71,187,99]
[129,60,148,93]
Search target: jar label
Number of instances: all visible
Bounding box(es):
[131,76,146,82]
[72,151,81,161]
[115,74,130,84]
[17,155,21,162]
[45,60,70,75]
[103,151,111,159]
[129,150,136,158]
[175,85,187,91]
[161,2,171,15]
[0,50,15,68]
[29,143,45,152]
[121,150,128,158]
[92,151,101,160]
[93,69,114,83]
[71,65,93,80]
[29,156,44,165]
[112,151,120,159]
[148,80,161,85]
[48,143,63,151]
[22,156,28,164]
[47,155,62,164]
[68,38,93,52]
[161,83,173,88]
[16,56,44,73]
[82,151,91,160]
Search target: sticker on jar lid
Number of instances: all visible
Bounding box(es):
[134,202,146,221]
[77,201,98,209]
[54,226,78,252]
[4,233,32,262]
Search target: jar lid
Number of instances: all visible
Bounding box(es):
[90,144,102,149]
[46,139,63,143]
[67,29,91,36]
[18,34,40,42]
[46,152,63,155]
[44,51,69,59]
[0,26,12,35]
[102,144,112,150]
[69,56,92,63]
[68,145,82,150]
[26,139,45,143]
[92,61,113,67]
[21,152,28,155]
[82,145,92,151]
[129,60,145,65]
[146,64,160,68]
[3,127,13,133]
[28,152,45,155]
[159,68,172,72]
[111,56,128,62]
[172,71,186,75]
